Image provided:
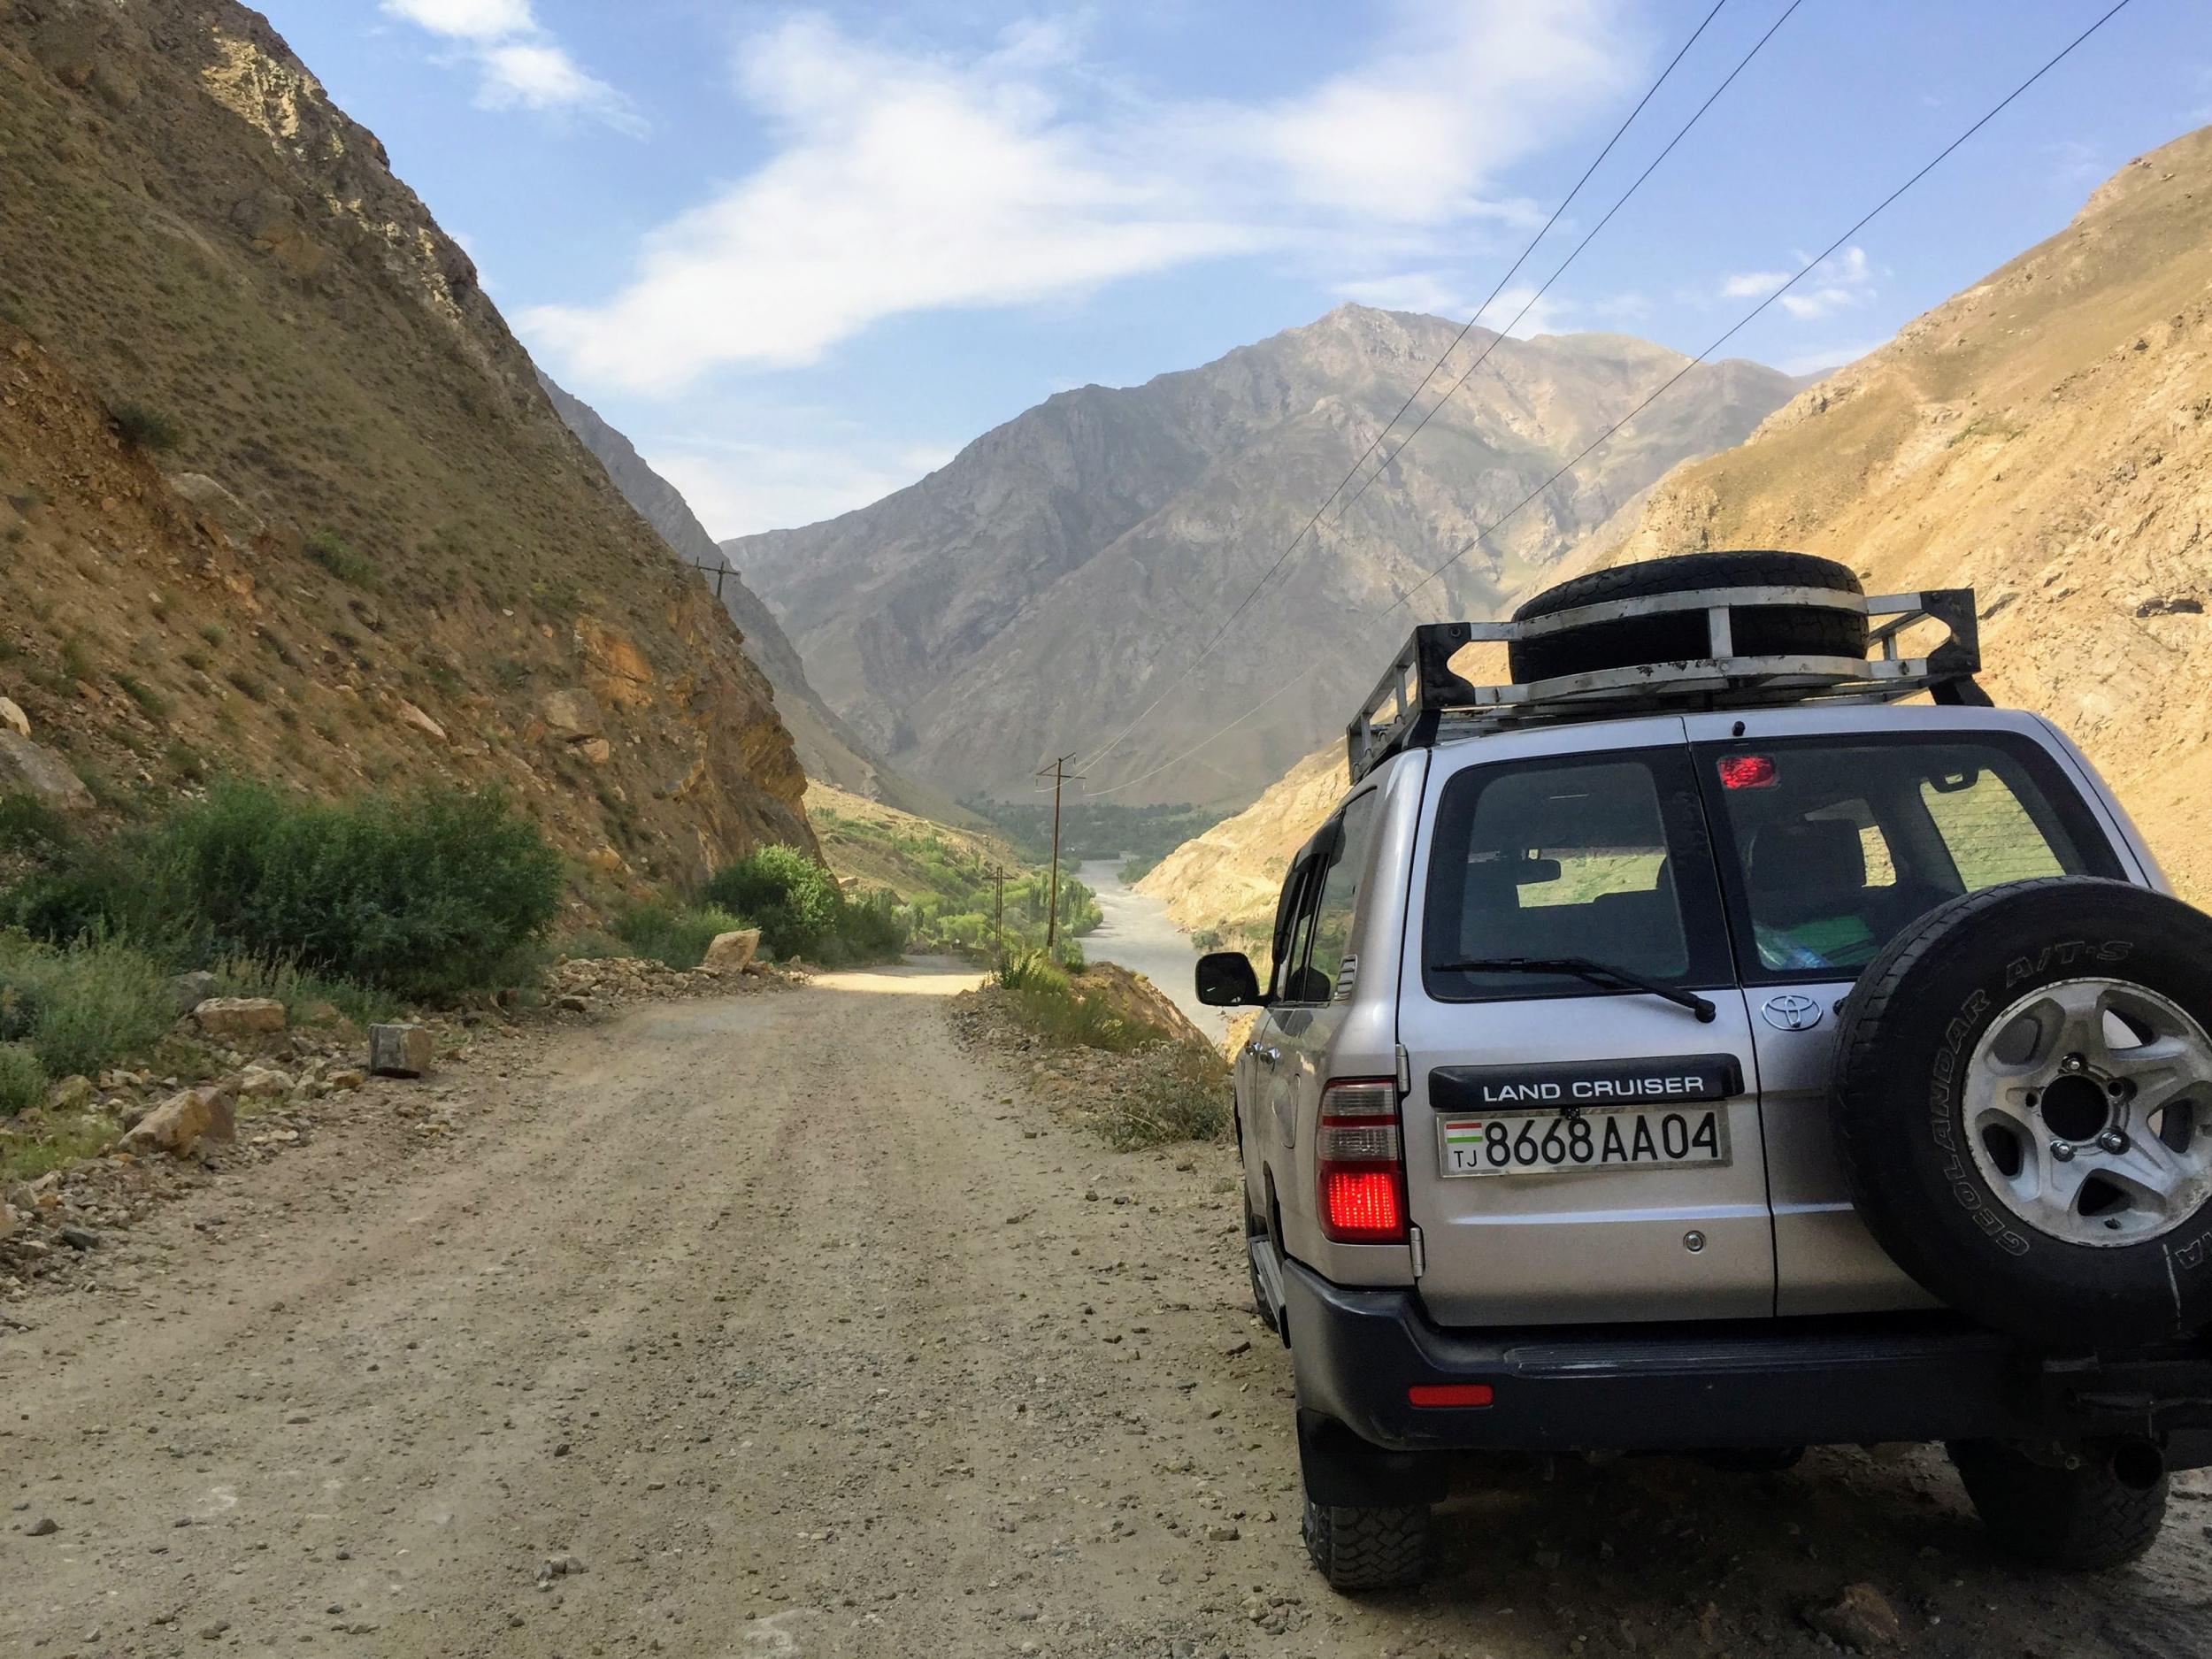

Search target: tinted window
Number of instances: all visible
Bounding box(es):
[1702,734,2121,979]
[1421,752,1726,1002]
[1306,792,1378,999]
[1279,857,1327,1004]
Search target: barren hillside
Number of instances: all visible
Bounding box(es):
[731,307,1795,805]
[0,0,810,887]
[1142,126,2212,933]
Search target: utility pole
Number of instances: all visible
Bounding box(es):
[985,863,1009,963]
[1035,755,1081,951]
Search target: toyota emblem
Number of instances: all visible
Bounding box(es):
[1762,994,1823,1032]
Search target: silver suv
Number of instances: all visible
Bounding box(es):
[1197,551,2212,1591]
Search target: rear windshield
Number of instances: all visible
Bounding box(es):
[1420,750,1732,1002]
[1699,733,2123,980]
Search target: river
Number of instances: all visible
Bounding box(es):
[1074,856,1231,1041]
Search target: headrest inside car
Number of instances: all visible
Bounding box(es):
[1751,818,1866,896]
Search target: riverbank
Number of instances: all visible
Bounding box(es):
[1072,857,1229,1041]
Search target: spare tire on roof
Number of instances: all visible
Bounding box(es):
[1508,549,1866,686]
[1832,878,2212,1348]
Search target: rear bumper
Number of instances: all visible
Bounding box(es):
[1281,1255,2212,1465]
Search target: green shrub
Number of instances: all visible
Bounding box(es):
[305,530,377,588]
[0,1041,44,1118]
[3,782,562,1002]
[613,902,748,970]
[1091,1052,1232,1150]
[994,951,1146,1052]
[703,845,905,965]
[111,401,182,453]
[0,931,172,1079]
[0,794,75,856]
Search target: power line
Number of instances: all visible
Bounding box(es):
[1069,0,1734,778]
[1325,0,1805,534]
[1087,0,2135,797]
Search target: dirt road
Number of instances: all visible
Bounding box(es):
[4,965,2208,1657]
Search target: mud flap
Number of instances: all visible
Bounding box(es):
[1298,1409,1450,1509]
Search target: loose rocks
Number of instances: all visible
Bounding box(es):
[192,997,287,1040]
[368,1024,435,1079]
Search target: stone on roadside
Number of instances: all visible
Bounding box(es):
[1803,1583,1902,1650]
[326,1067,367,1091]
[167,970,219,1017]
[0,1201,17,1242]
[49,1074,94,1111]
[235,1064,295,1099]
[119,1085,236,1157]
[701,928,761,976]
[368,1024,435,1079]
[192,997,287,1039]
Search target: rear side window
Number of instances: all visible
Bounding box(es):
[1420,751,1729,1002]
[1701,734,2123,980]
[1305,793,1377,1000]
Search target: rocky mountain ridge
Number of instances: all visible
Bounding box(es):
[729,305,1798,805]
[1140,125,2212,935]
[0,0,811,887]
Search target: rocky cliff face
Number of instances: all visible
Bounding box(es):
[728,306,1797,805]
[1141,127,2212,933]
[0,0,812,884]
[536,374,972,826]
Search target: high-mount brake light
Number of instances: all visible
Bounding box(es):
[1317,1078,1407,1244]
[1718,754,1778,790]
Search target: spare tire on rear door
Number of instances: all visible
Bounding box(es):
[1832,878,2212,1348]
[1508,549,1866,686]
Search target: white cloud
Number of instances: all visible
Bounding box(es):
[1777,245,1873,320]
[1475,283,1573,338]
[651,440,953,540]
[1589,289,1652,323]
[522,2,1639,394]
[1719,268,1791,300]
[382,0,641,133]
[381,0,534,41]
[1718,247,1875,321]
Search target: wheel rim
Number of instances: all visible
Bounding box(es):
[1963,977,2212,1246]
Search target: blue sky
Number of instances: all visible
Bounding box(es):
[262,1,2209,538]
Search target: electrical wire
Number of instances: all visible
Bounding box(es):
[1086,0,2135,797]
[1067,0,1734,778]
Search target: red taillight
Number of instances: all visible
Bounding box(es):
[1317,1078,1407,1244]
[1408,1383,1494,1409]
[1718,754,1778,790]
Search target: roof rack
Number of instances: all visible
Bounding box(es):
[1345,585,1985,784]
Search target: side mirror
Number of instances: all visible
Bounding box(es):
[1195,950,1263,1007]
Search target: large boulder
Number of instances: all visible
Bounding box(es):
[234,1064,295,1099]
[541,688,604,741]
[166,971,219,1017]
[192,997,288,1039]
[119,1085,236,1157]
[168,472,264,548]
[0,733,93,813]
[0,697,28,739]
[701,928,761,976]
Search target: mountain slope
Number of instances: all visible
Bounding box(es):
[1142,125,2212,931]
[536,375,972,826]
[0,0,810,883]
[727,307,1796,804]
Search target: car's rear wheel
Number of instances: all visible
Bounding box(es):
[1508,549,1866,685]
[1948,1440,2169,1570]
[1302,1494,1429,1591]
[1832,878,2212,1346]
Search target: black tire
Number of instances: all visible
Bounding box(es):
[1302,1494,1429,1591]
[1832,878,2212,1347]
[1508,549,1865,685]
[1948,1440,2169,1570]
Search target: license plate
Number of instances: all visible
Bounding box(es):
[1438,1104,1731,1178]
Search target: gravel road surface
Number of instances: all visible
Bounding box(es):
[4,964,2207,1656]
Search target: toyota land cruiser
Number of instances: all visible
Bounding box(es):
[1196,550,2212,1590]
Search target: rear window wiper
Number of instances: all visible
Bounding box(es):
[1429,955,1717,1023]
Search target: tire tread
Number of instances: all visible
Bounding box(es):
[1302,1496,1428,1591]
